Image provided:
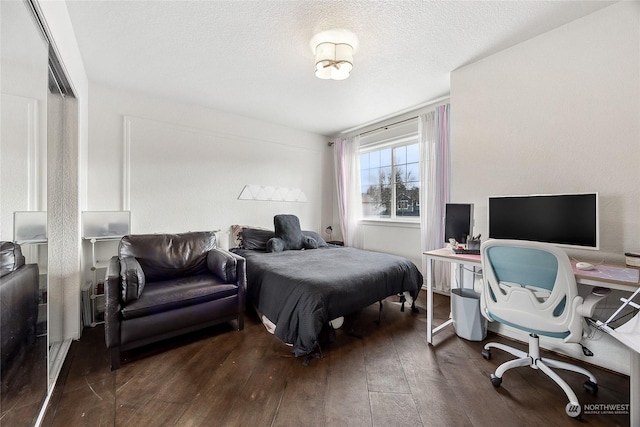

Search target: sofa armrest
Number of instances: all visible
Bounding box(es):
[104,256,122,350]
[207,248,237,282]
[207,248,246,300]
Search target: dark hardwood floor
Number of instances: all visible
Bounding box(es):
[40,291,630,426]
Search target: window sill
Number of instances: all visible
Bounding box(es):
[360,219,420,229]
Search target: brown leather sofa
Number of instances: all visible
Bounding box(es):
[0,241,39,373]
[104,231,246,370]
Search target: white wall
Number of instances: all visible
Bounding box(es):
[450,2,639,374]
[451,2,639,263]
[87,83,332,245]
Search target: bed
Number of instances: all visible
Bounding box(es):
[230,218,423,359]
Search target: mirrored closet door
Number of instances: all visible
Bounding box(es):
[1,0,50,424]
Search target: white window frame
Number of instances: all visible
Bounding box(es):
[359,133,420,222]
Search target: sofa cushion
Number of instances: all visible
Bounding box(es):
[119,231,216,282]
[0,241,25,278]
[120,256,146,303]
[120,274,238,320]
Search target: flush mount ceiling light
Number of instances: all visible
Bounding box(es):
[310,29,358,80]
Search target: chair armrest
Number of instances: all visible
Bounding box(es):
[104,256,122,349]
[576,287,611,318]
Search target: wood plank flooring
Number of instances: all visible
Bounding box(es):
[40,291,631,427]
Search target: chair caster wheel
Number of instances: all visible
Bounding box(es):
[481,348,491,360]
[490,374,502,387]
[584,380,598,395]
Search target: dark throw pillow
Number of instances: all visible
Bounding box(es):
[241,228,275,251]
[273,214,303,250]
[266,237,285,253]
[302,230,328,248]
[302,235,318,249]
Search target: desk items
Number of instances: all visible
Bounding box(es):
[625,252,640,268]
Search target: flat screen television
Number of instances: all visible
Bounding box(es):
[488,193,599,250]
[444,203,474,244]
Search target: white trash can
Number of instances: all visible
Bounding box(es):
[451,288,487,341]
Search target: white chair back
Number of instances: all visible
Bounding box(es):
[480,239,584,342]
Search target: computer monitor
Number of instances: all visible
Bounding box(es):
[488,193,599,250]
[444,203,474,244]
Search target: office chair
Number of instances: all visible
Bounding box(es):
[479,239,609,418]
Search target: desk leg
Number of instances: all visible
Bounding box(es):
[426,257,434,345]
[631,351,639,426]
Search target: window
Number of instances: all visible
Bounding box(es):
[360,140,420,220]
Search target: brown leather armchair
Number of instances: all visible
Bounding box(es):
[104,231,245,370]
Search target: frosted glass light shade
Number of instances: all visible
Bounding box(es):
[314,42,353,80]
[311,29,358,81]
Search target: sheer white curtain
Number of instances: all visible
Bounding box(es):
[419,104,451,292]
[333,136,364,248]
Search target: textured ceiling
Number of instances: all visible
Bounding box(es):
[64,1,615,136]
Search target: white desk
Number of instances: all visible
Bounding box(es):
[424,248,640,424]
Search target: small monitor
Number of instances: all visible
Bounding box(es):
[444,204,474,244]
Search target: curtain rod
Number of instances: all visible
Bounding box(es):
[327,116,418,147]
[359,116,418,137]
[328,95,449,146]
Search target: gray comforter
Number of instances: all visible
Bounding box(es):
[232,246,423,356]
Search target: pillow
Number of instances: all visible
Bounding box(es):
[302,235,318,249]
[241,228,275,251]
[267,235,316,252]
[120,256,146,303]
[273,214,303,250]
[230,224,271,248]
[266,237,285,253]
[267,215,319,252]
[302,230,328,248]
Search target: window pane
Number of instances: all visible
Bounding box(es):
[405,180,420,191]
[360,153,370,170]
[360,169,369,187]
[368,168,378,186]
[407,143,420,163]
[394,145,406,164]
[395,165,406,183]
[396,180,420,217]
[363,184,391,218]
[380,148,392,167]
[406,162,419,183]
[360,139,421,221]
[369,150,380,168]
[380,166,392,184]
